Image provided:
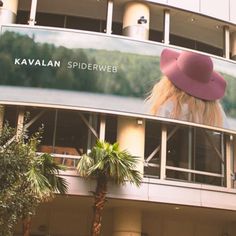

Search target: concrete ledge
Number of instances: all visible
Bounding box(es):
[63,175,236,211]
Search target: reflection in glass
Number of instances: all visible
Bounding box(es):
[144,120,161,177]
[166,124,225,186]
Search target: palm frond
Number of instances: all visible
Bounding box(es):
[26,166,51,200]
[77,140,142,186]
[39,153,68,194]
[26,153,68,200]
[77,154,95,177]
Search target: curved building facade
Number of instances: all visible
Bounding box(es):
[1,0,236,235]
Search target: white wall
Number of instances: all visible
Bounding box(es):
[64,174,236,212]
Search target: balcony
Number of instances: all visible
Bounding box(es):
[2,104,236,188]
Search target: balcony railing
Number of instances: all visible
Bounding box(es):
[27,111,234,190]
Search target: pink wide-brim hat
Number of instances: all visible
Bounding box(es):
[160,49,226,101]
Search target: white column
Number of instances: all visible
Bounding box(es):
[163,9,170,44]
[225,135,233,188]
[99,114,106,141]
[117,116,145,175]
[230,31,236,60]
[160,125,167,180]
[0,105,5,134]
[224,25,230,59]
[122,1,150,40]
[113,208,142,236]
[28,0,38,25]
[106,0,113,35]
[0,0,18,25]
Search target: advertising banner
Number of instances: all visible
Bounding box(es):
[0,25,236,131]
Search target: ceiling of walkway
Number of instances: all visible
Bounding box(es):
[18,0,236,50]
[47,195,236,223]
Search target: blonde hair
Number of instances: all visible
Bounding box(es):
[147,76,223,127]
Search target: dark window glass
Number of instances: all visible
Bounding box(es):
[26,107,101,168]
[3,105,18,128]
[166,126,190,181]
[144,120,161,177]
[194,129,225,186]
[36,12,65,28]
[166,124,225,186]
[112,22,123,35]
[105,115,117,144]
[196,41,223,57]
[26,108,55,147]
[55,110,89,154]
[66,16,105,33]
[16,10,29,24]
[170,34,223,57]
[149,29,163,43]
[170,34,196,50]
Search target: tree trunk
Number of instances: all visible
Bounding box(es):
[91,175,107,236]
[22,216,32,236]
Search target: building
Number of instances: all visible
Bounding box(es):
[1,0,236,235]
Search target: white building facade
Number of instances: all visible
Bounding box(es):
[1,0,236,235]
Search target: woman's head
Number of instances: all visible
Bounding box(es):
[148,76,223,127]
[160,49,226,101]
[147,49,227,127]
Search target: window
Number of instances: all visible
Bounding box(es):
[144,120,161,177]
[166,124,225,186]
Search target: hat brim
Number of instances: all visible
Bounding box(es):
[160,49,226,101]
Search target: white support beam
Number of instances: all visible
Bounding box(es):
[230,31,236,60]
[160,124,167,179]
[163,9,170,44]
[106,0,113,35]
[226,135,233,189]
[25,110,45,129]
[99,114,106,141]
[224,25,230,59]
[3,109,45,147]
[166,166,224,178]
[28,0,38,25]
[78,113,98,138]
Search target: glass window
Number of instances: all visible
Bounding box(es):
[105,115,117,144]
[54,110,89,155]
[144,120,161,178]
[16,10,30,25]
[26,107,55,147]
[66,16,106,33]
[36,12,65,28]
[166,124,225,186]
[26,107,100,168]
[3,105,18,128]
[149,29,163,43]
[112,22,123,36]
[166,125,190,181]
[193,129,225,186]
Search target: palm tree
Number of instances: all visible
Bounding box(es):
[77,140,142,236]
[22,153,68,236]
